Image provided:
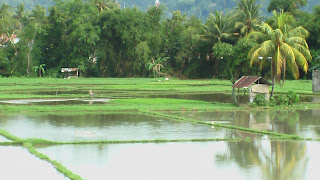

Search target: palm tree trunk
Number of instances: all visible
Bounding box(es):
[270,76,275,97]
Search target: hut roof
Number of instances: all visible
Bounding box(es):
[232,76,272,88]
[61,68,79,72]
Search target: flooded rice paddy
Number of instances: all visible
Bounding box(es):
[170,109,320,138]
[0,135,10,142]
[0,98,110,105]
[1,92,320,179]
[0,113,244,142]
[0,146,68,180]
[36,141,320,180]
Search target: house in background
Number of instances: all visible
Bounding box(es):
[0,33,19,48]
[310,64,320,92]
[61,68,79,78]
[232,76,272,104]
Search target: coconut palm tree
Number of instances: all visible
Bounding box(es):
[91,0,119,12]
[235,0,261,37]
[202,11,238,43]
[202,11,238,78]
[248,21,312,96]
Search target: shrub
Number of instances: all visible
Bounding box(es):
[269,96,276,106]
[287,90,299,105]
[276,95,289,106]
[254,94,268,106]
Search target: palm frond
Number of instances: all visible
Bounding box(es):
[280,43,295,61]
[260,40,275,55]
[286,37,309,49]
[250,47,264,66]
[288,26,309,38]
[288,42,312,61]
[292,47,309,73]
[261,23,274,37]
[247,43,261,61]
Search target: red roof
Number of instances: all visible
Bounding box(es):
[232,76,272,88]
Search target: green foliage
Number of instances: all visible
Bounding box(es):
[236,0,262,37]
[273,91,299,106]
[32,64,45,77]
[286,90,299,104]
[268,0,308,12]
[269,96,277,106]
[254,91,299,106]
[0,0,319,80]
[253,94,269,106]
[276,94,290,105]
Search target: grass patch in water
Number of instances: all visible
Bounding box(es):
[0,129,23,141]
[0,99,237,112]
[143,111,304,140]
[113,98,208,105]
[24,142,83,180]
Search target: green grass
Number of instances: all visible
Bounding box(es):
[142,111,305,139]
[1,77,320,180]
[24,142,83,180]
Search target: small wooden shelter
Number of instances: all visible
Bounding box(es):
[61,68,79,78]
[232,76,272,104]
[310,64,320,92]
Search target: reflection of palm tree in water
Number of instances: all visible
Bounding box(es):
[269,110,300,135]
[218,110,307,179]
[216,140,308,180]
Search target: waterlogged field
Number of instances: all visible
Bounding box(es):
[1,77,320,180]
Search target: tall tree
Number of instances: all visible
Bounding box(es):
[268,0,308,12]
[91,0,119,12]
[202,11,237,78]
[235,0,261,37]
[202,11,237,44]
[43,0,100,77]
[248,21,312,96]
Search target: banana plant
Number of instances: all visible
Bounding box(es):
[32,64,45,77]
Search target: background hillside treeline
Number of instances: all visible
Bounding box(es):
[2,0,320,19]
[0,0,319,79]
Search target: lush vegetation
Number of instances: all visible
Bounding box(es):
[0,77,318,113]
[0,0,319,82]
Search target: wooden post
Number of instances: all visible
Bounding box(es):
[237,88,240,104]
[232,87,237,105]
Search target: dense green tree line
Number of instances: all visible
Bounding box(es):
[2,0,320,19]
[0,0,318,80]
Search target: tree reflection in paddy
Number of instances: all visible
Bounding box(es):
[216,140,308,180]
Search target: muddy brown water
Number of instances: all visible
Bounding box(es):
[36,141,320,180]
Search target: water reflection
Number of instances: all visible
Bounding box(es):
[144,93,320,103]
[172,109,320,138]
[0,113,240,141]
[37,141,320,180]
[0,98,110,105]
[0,135,10,142]
[145,93,249,104]
[216,140,308,180]
[0,146,68,180]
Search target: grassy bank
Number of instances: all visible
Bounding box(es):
[0,77,319,113]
